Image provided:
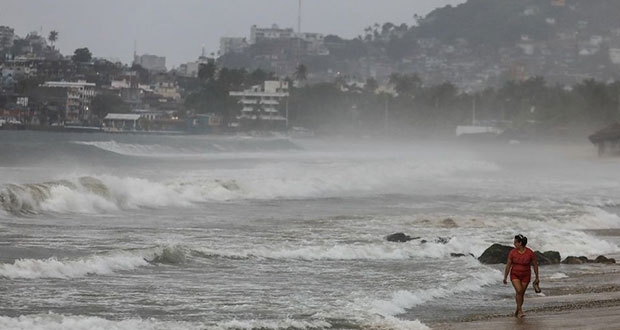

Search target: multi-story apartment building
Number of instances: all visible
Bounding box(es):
[229,80,289,130]
[41,81,96,123]
[0,26,15,51]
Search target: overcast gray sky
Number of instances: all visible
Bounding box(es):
[1,0,464,67]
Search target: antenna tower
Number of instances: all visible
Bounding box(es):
[298,0,302,33]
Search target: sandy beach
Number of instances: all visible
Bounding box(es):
[433,284,620,330]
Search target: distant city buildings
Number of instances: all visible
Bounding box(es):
[133,53,167,72]
[219,37,248,56]
[219,24,329,77]
[0,26,15,51]
[177,55,214,78]
[250,24,295,44]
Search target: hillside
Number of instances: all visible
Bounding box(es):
[219,0,620,90]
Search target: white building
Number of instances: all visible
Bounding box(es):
[111,79,131,89]
[297,32,329,56]
[41,80,96,123]
[154,81,181,101]
[250,24,295,44]
[133,54,167,72]
[229,80,289,130]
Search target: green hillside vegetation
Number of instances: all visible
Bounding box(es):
[353,0,620,59]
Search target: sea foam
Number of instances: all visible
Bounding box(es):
[194,239,474,261]
[0,314,202,330]
[363,266,500,316]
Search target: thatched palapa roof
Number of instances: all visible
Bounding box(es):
[588,122,620,144]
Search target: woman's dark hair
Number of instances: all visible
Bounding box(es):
[515,234,527,247]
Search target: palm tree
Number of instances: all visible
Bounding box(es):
[294,64,307,85]
[48,30,59,48]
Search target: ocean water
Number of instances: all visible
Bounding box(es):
[1,131,620,330]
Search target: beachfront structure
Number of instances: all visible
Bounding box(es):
[102,113,141,132]
[229,80,289,130]
[589,122,620,156]
[41,81,96,123]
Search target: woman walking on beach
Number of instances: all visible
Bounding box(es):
[503,234,539,318]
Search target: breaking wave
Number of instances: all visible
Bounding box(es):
[0,176,239,215]
[0,156,501,215]
[193,240,470,261]
[75,137,301,157]
[0,245,185,279]
[362,266,500,316]
[0,313,429,330]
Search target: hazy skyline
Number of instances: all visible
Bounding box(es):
[1,0,465,67]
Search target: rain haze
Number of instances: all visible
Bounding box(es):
[3,1,620,330]
[1,0,464,66]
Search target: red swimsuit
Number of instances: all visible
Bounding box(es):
[509,248,536,283]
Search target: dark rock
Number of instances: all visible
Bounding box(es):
[435,237,451,244]
[562,255,616,264]
[535,251,552,265]
[595,255,616,264]
[535,250,561,265]
[478,243,513,264]
[541,251,561,264]
[451,253,475,258]
[562,256,587,264]
[441,218,458,228]
[386,233,419,243]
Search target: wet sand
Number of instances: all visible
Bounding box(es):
[432,291,620,330]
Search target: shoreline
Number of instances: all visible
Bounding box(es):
[431,282,620,330]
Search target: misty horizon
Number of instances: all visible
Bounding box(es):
[0,0,464,67]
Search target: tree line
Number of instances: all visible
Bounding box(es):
[184,65,620,136]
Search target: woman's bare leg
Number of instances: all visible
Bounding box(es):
[511,279,528,317]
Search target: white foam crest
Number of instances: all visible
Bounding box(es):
[211,318,332,330]
[196,240,471,261]
[536,230,620,257]
[96,175,202,208]
[75,140,190,157]
[362,315,430,330]
[0,251,149,279]
[39,184,118,213]
[0,314,202,330]
[572,206,620,229]
[549,272,568,280]
[460,207,620,257]
[166,178,242,202]
[1,175,206,215]
[182,158,501,201]
[363,267,501,316]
